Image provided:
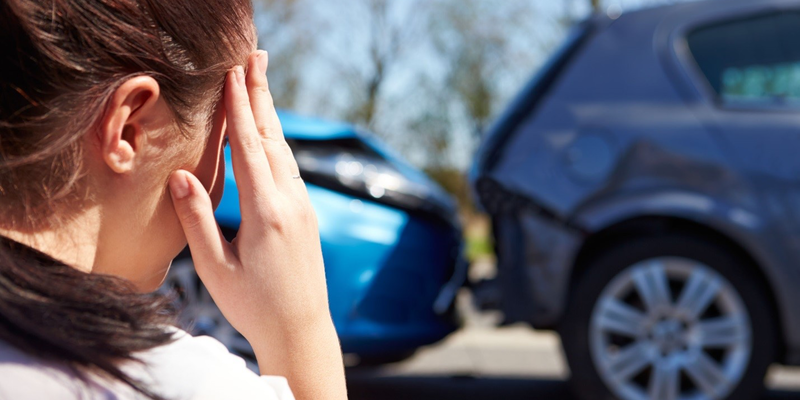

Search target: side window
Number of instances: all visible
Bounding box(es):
[687,12,800,104]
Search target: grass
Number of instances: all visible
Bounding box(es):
[464,214,495,262]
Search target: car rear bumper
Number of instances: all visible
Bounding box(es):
[478,209,581,329]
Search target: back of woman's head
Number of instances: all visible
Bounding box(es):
[0,1,255,398]
[0,0,254,226]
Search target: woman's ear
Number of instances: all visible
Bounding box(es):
[99,76,161,174]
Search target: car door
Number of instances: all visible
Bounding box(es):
[683,10,800,264]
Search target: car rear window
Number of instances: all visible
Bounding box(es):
[687,12,800,104]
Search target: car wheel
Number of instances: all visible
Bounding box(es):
[350,350,417,367]
[560,235,777,400]
[161,258,259,372]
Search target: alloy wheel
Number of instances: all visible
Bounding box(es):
[589,257,752,400]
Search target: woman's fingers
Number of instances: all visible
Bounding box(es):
[246,51,284,142]
[168,170,233,280]
[245,51,301,187]
[224,66,276,214]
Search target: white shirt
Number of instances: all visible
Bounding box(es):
[0,329,295,400]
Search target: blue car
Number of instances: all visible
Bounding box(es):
[163,111,465,369]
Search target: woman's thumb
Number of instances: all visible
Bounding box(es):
[168,170,229,272]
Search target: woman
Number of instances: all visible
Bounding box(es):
[0,0,347,399]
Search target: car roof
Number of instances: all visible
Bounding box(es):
[277,110,357,140]
[610,0,800,39]
[607,0,800,101]
[540,0,800,108]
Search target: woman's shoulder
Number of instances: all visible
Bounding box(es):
[0,339,122,399]
[0,329,294,400]
[132,328,295,399]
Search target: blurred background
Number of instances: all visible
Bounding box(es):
[165,0,800,399]
[253,0,633,233]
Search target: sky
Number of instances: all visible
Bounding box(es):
[256,0,702,170]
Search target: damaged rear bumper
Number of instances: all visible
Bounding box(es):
[474,178,582,328]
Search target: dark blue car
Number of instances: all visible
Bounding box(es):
[163,111,465,369]
[473,1,800,399]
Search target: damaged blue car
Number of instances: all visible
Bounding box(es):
[164,111,465,370]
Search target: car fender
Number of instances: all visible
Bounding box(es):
[572,190,800,357]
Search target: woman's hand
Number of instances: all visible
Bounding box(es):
[168,51,347,400]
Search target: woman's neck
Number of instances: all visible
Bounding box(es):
[0,209,101,273]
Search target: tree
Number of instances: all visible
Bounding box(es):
[347,0,397,127]
[317,0,425,129]
[253,0,318,109]
[404,80,453,170]
[430,0,540,141]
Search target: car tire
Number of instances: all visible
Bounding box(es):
[350,350,417,368]
[161,257,259,372]
[560,234,777,400]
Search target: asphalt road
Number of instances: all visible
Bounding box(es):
[346,374,800,400]
[347,374,575,400]
[345,293,800,400]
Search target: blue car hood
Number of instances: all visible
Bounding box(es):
[215,111,458,227]
[278,111,355,140]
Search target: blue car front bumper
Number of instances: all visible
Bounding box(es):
[309,184,463,355]
[216,180,463,357]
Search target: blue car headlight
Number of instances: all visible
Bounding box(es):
[287,138,456,224]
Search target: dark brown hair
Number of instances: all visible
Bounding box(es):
[0,0,255,397]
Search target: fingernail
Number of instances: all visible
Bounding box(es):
[257,51,268,75]
[169,172,190,200]
[234,66,245,86]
